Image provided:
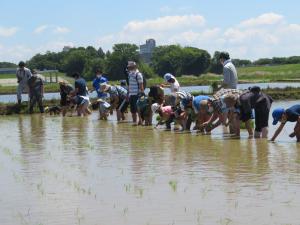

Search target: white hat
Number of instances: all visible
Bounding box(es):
[164,73,174,82]
[100,83,110,92]
[127,61,137,67]
[151,103,160,113]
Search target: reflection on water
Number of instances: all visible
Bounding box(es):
[0,102,300,225]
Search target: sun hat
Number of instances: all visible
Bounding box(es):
[272,108,285,125]
[164,73,174,82]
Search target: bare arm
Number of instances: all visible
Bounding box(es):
[139,83,144,93]
[270,123,285,141]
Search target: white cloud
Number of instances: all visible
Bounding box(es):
[0,45,33,63]
[53,26,70,34]
[0,41,74,63]
[95,12,300,60]
[33,25,48,34]
[123,15,205,32]
[239,12,284,28]
[0,26,18,37]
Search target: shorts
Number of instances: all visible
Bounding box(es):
[129,95,138,113]
[254,101,270,132]
[76,96,89,106]
[239,93,252,122]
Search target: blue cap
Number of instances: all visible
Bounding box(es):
[164,73,174,82]
[272,108,285,125]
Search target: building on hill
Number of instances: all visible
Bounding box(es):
[63,46,72,52]
[139,39,156,64]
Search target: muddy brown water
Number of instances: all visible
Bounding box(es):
[0,101,300,225]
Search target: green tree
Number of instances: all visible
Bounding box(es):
[180,47,211,75]
[83,57,105,80]
[97,47,106,58]
[208,51,223,74]
[151,45,183,76]
[105,43,140,80]
[0,62,17,68]
[253,58,272,65]
[151,45,211,76]
[63,50,87,76]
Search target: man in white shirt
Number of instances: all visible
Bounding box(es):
[219,52,238,89]
[16,61,32,105]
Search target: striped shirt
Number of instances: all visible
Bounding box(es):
[128,70,143,96]
[108,86,128,99]
[210,89,244,114]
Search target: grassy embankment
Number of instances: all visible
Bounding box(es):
[1,64,300,96]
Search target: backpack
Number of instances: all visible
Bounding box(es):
[136,72,147,90]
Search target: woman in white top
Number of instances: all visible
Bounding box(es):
[161,73,180,106]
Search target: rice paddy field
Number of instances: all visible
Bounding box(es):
[0,100,300,225]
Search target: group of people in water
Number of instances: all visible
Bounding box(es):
[15,52,300,142]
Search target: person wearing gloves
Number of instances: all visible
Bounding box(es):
[161,73,180,106]
[270,105,300,142]
[16,61,32,105]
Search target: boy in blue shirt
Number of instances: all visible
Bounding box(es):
[271,105,300,142]
[90,69,108,98]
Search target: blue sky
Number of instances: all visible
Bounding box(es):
[1,0,300,62]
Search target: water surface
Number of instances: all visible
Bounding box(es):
[0,101,300,225]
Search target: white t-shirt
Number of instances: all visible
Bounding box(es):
[170,79,180,94]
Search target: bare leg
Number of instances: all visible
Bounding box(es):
[261,127,268,138]
[132,112,137,124]
[117,110,122,121]
[245,120,253,137]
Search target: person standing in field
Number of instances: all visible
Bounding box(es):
[16,61,32,105]
[27,69,44,113]
[127,61,144,125]
[71,72,90,116]
[219,52,238,89]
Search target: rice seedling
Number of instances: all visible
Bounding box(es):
[169,180,178,192]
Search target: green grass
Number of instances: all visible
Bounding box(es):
[0,74,16,79]
[0,72,67,79]
[237,64,300,82]
[1,63,300,93]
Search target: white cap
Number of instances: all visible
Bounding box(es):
[164,73,174,82]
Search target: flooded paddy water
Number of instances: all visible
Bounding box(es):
[0,101,300,225]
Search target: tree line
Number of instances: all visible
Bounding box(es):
[1,44,300,80]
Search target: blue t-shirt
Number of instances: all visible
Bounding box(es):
[93,75,108,98]
[285,105,300,122]
[192,95,210,113]
[75,78,87,96]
